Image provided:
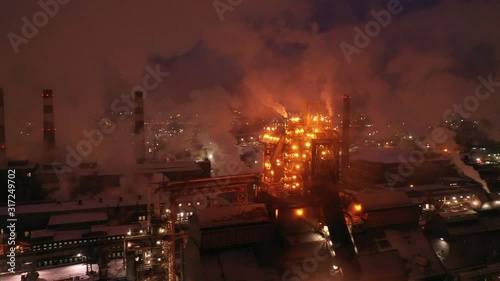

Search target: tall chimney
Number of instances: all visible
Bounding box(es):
[0,88,6,164]
[341,95,351,173]
[42,89,56,163]
[134,91,145,164]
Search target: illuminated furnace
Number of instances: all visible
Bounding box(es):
[261,102,341,196]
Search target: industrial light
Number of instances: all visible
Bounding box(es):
[354,204,362,212]
[295,209,304,216]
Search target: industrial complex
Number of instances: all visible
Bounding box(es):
[1,89,500,281]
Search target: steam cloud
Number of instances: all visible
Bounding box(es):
[1,0,500,167]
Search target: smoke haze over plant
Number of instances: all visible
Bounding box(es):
[1,0,500,165]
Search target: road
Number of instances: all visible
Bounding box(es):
[1,260,125,281]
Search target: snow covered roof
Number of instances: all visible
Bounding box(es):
[48,212,107,226]
[0,196,148,216]
[53,229,87,241]
[355,191,413,211]
[78,161,202,176]
[197,203,270,228]
[358,250,407,280]
[201,248,280,281]
[31,229,55,239]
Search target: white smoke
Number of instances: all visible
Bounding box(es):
[450,151,490,193]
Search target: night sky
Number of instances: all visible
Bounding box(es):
[1,0,499,162]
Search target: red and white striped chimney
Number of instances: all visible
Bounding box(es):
[0,88,6,164]
[134,91,145,164]
[42,89,56,163]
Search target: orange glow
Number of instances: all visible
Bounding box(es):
[260,111,335,194]
[354,204,362,212]
[296,209,304,216]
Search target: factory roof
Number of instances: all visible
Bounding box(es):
[354,227,446,279]
[358,250,407,280]
[197,203,270,228]
[0,196,148,216]
[78,161,201,176]
[196,247,280,281]
[31,224,136,242]
[399,183,477,193]
[351,147,449,164]
[445,214,500,236]
[53,229,87,241]
[31,229,55,239]
[48,212,107,226]
[90,224,131,236]
[355,191,413,211]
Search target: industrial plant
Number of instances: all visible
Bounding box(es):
[1,87,500,281]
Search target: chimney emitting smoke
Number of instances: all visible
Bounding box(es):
[42,89,56,164]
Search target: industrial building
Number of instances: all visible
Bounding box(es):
[2,90,500,281]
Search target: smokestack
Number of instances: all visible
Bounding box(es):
[134,91,145,164]
[42,89,56,163]
[341,95,351,172]
[0,88,6,164]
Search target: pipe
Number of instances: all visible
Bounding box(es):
[134,91,145,164]
[341,95,351,173]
